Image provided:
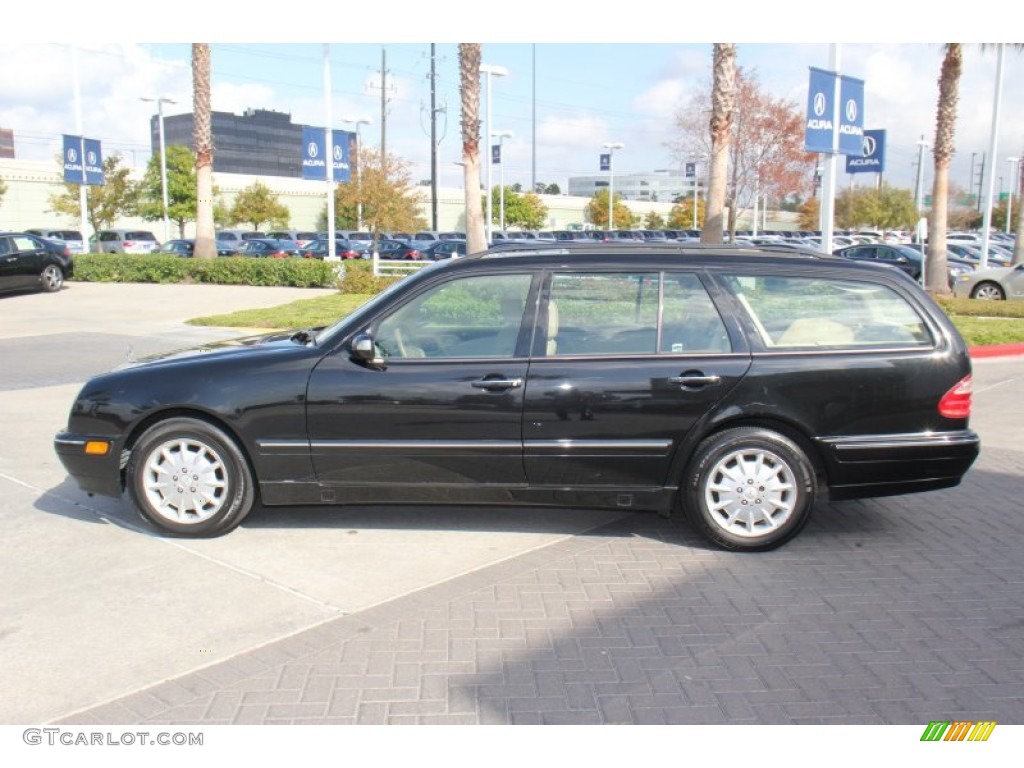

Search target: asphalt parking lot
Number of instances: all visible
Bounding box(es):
[1,281,1023,727]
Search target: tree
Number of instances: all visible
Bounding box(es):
[668,198,705,229]
[48,154,139,243]
[137,145,198,238]
[644,211,665,229]
[331,147,428,238]
[834,185,917,232]
[0,177,7,208]
[675,63,813,240]
[925,44,961,295]
[584,189,632,229]
[193,43,215,259]
[459,44,486,254]
[701,44,736,244]
[797,197,820,231]
[490,187,548,230]
[229,181,290,230]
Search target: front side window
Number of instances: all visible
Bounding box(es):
[375,274,533,359]
[724,274,932,348]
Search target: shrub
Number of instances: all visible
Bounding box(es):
[339,260,404,294]
[72,254,339,288]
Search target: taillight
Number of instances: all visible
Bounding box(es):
[341,250,357,259]
[124,240,135,248]
[938,374,972,419]
[272,251,287,258]
[410,250,421,259]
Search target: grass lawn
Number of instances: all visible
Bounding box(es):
[188,291,1024,348]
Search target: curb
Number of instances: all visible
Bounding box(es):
[970,343,1024,359]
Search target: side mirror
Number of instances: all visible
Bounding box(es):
[350,333,385,368]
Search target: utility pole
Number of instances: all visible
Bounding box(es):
[430,45,439,230]
[380,48,387,163]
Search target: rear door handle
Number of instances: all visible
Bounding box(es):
[471,377,523,391]
[669,374,721,388]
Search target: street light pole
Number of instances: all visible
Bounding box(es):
[343,118,372,231]
[480,64,508,245]
[493,130,513,232]
[603,142,623,230]
[1007,157,1018,235]
[141,96,177,243]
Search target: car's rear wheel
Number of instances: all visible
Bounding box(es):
[127,418,255,537]
[40,264,64,292]
[682,427,816,551]
[971,282,1005,300]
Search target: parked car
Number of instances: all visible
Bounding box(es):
[265,230,319,248]
[235,238,300,258]
[54,242,979,552]
[952,262,1024,300]
[424,240,469,260]
[297,239,370,260]
[376,239,426,260]
[0,231,74,294]
[25,228,86,254]
[216,230,266,249]
[162,239,237,257]
[96,229,159,254]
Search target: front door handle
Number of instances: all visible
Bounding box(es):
[471,377,523,391]
[669,374,722,388]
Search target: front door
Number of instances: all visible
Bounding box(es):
[306,272,538,502]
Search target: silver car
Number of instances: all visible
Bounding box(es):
[953,262,1024,301]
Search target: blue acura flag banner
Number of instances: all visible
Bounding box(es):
[804,67,837,153]
[63,135,104,185]
[83,138,104,185]
[838,75,865,157]
[846,129,886,174]
[599,153,611,171]
[302,127,353,182]
[492,144,501,164]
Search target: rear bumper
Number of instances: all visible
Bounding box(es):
[817,430,980,500]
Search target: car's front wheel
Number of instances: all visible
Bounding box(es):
[127,418,255,537]
[40,264,64,292]
[682,427,817,551]
[971,281,1005,300]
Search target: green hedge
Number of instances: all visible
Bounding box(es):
[71,254,341,288]
[338,260,404,294]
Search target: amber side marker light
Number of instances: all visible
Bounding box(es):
[84,441,111,456]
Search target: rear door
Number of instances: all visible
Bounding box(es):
[522,270,751,489]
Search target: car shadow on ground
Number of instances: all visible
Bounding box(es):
[32,472,913,555]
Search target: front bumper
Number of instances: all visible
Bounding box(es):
[54,432,124,498]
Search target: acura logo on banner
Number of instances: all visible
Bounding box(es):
[302,127,353,182]
[599,153,611,171]
[804,68,865,157]
[63,135,104,185]
[845,129,886,174]
[838,75,865,156]
[492,144,501,165]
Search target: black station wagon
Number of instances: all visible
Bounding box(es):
[55,243,980,551]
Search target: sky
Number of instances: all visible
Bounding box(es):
[3,3,1023,202]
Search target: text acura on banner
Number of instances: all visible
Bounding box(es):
[301,128,353,182]
[804,67,837,154]
[846,129,886,174]
[62,135,105,185]
[838,75,865,157]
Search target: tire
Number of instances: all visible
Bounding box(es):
[971,282,1005,301]
[126,417,255,537]
[682,427,816,552]
[40,264,64,292]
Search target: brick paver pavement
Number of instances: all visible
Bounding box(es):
[62,442,1024,726]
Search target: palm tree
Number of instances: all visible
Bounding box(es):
[701,44,736,244]
[192,43,215,259]
[924,44,961,295]
[459,44,486,255]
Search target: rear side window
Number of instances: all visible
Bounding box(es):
[546,272,730,356]
[128,231,156,241]
[723,274,932,349]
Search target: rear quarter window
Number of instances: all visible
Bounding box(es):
[723,274,933,349]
